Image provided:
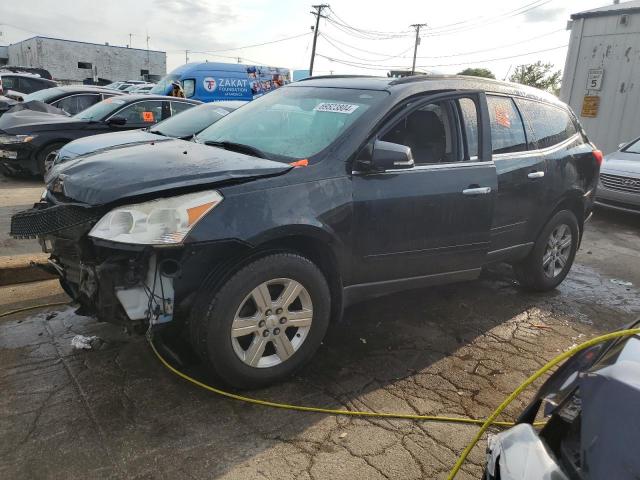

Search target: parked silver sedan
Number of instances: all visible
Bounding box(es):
[595,137,640,214]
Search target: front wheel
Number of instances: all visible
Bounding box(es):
[190,253,331,389]
[513,210,579,291]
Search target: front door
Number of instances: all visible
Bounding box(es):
[351,93,496,286]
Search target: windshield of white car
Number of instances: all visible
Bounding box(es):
[150,104,230,138]
[196,86,387,162]
[73,97,127,121]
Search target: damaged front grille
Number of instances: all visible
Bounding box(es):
[10,203,104,239]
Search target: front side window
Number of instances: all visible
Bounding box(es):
[197,86,387,162]
[74,97,127,121]
[515,98,577,150]
[182,79,195,98]
[115,100,165,125]
[487,95,527,154]
[381,102,452,165]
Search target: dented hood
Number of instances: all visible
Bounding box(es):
[50,139,292,206]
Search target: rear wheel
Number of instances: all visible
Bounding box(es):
[189,253,331,389]
[513,210,579,291]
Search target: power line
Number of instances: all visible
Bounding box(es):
[316,44,568,71]
[319,33,413,62]
[424,0,554,36]
[411,28,566,59]
[194,32,312,54]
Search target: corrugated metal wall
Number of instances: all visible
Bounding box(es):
[561,13,640,153]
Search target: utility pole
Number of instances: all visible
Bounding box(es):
[410,23,426,75]
[128,33,135,48]
[309,4,329,77]
[185,50,189,63]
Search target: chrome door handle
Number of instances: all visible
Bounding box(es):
[462,187,492,195]
[528,171,545,179]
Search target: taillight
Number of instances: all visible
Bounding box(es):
[593,149,603,167]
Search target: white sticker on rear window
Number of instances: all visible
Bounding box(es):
[314,103,359,114]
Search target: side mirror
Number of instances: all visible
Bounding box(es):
[107,116,127,126]
[619,142,627,150]
[370,140,414,171]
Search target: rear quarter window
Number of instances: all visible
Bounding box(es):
[515,98,578,150]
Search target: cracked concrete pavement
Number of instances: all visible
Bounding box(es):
[1,206,639,480]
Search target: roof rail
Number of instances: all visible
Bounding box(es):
[298,74,380,81]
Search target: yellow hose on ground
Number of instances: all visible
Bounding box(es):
[446,327,640,479]
[4,303,638,478]
[0,301,68,318]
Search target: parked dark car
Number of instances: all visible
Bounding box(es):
[0,94,200,176]
[485,319,640,480]
[11,76,601,388]
[0,71,57,97]
[11,86,124,115]
[46,100,246,178]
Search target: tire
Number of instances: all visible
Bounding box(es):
[37,142,65,177]
[513,210,579,291]
[189,253,331,389]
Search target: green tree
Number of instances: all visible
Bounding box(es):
[457,67,496,79]
[509,61,562,94]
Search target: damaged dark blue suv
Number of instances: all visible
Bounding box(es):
[11,75,601,388]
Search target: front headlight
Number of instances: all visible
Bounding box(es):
[89,190,223,245]
[0,134,36,144]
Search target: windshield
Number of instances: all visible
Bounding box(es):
[73,97,127,121]
[150,74,180,95]
[23,88,65,103]
[623,138,640,155]
[151,104,230,137]
[196,86,386,161]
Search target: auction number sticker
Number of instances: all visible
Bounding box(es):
[141,111,155,122]
[314,103,360,114]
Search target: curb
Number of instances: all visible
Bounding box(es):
[0,253,55,287]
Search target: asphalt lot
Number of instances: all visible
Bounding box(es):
[1,175,639,479]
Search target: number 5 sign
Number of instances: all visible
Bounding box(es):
[586,69,604,91]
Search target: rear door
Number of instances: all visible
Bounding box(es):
[352,92,496,285]
[486,95,546,254]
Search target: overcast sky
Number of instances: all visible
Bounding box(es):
[0,0,608,79]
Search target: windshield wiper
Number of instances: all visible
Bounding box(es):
[148,129,166,136]
[204,140,269,159]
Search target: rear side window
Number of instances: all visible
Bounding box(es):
[54,94,100,115]
[515,99,577,150]
[487,96,527,154]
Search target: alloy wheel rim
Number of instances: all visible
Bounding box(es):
[230,278,313,368]
[543,224,572,278]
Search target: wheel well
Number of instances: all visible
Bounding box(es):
[257,236,344,323]
[187,236,345,324]
[551,196,585,236]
